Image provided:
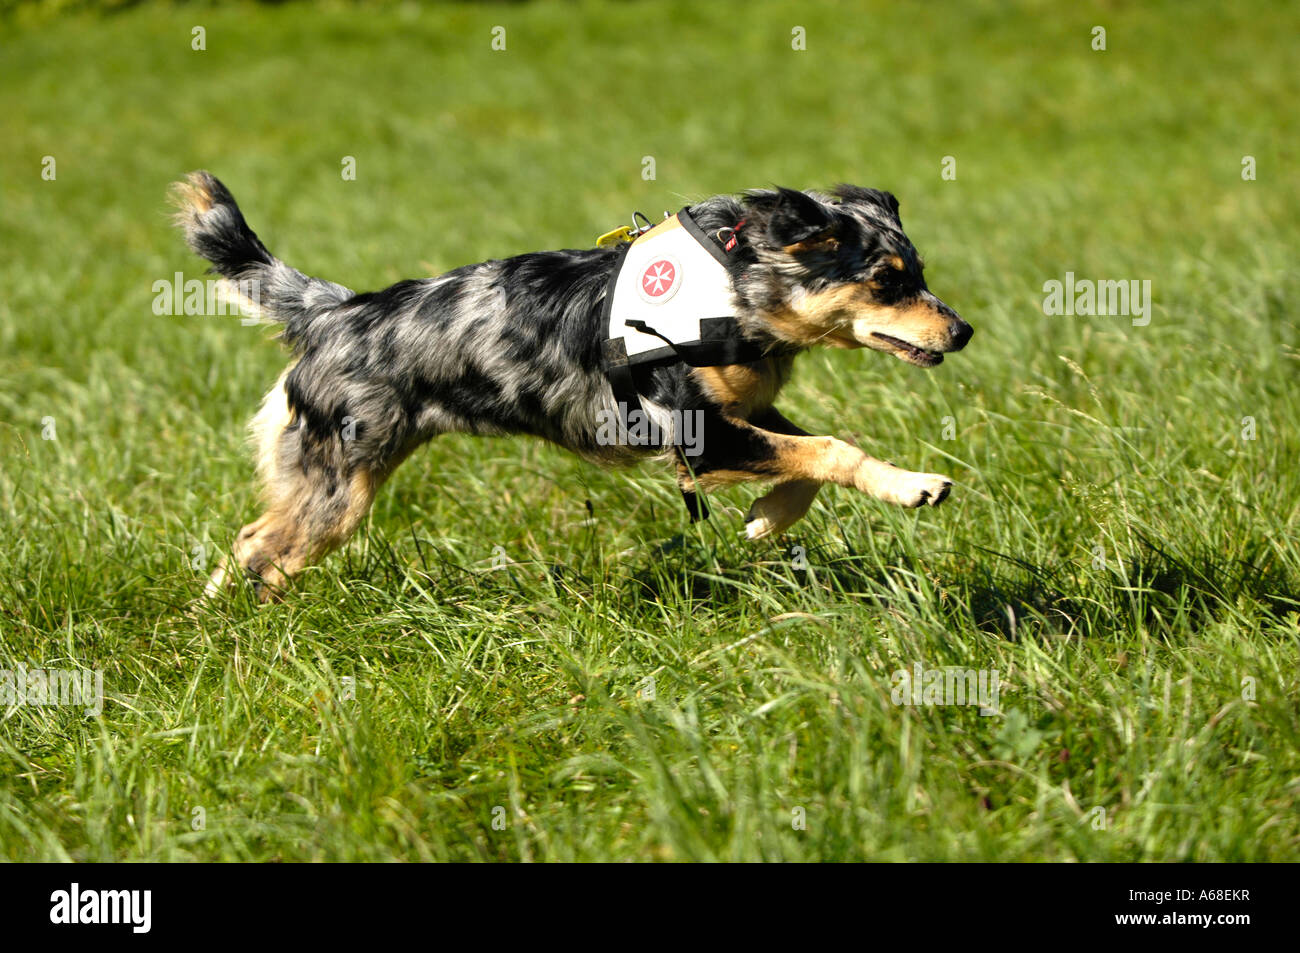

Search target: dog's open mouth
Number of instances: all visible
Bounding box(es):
[868,333,944,367]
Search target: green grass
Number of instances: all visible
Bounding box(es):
[1,0,1297,861]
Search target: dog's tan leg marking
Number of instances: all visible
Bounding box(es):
[738,407,822,537]
[745,479,822,539]
[210,469,380,603]
[205,370,384,603]
[675,459,697,494]
[699,424,953,510]
[850,455,953,508]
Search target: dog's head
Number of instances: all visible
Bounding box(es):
[738,185,971,366]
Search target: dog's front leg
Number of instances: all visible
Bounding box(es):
[693,412,954,519]
[847,452,953,507]
[742,408,821,538]
[744,478,823,539]
[763,432,953,507]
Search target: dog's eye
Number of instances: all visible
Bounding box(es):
[867,267,915,300]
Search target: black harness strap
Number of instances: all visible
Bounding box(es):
[624,316,769,366]
[677,205,732,266]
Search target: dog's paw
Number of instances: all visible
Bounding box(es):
[743,480,821,540]
[744,512,784,540]
[881,470,953,508]
[744,500,794,540]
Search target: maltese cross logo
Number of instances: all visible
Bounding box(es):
[639,258,679,301]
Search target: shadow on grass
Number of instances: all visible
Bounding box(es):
[616,528,1300,642]
[955,534,1300,641]
[205,521,1300,649]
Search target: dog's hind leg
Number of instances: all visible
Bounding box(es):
[206,465,381,603]
[205,373,383,602]
[220,469,379,602]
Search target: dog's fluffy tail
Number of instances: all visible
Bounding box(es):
[170,171,351,341]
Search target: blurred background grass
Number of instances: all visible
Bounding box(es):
[0,0,1297,860]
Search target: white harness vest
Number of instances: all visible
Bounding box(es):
[606,212,738,364]
[600,208,773,376]
[597,207,781,518]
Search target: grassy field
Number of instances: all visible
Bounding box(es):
[1,0,1297,862]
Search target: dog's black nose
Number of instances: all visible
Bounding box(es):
[950,319,973,351]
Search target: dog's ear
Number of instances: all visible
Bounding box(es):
[832,183,901,221]
[748,188,835,247]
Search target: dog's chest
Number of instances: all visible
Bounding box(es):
[691,357,793,419]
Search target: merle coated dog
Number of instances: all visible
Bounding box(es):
[172,172,972,601]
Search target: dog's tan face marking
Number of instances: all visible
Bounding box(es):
[756,282,966,366]
[752,299,861,349]
[742,185,973,368]
[845,292,965,365]
[781,230,839,256]
[754,282,956,361]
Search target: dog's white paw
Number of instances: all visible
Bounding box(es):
[744,500,797,540]
[743,480,821,540]
[881,470,953,508]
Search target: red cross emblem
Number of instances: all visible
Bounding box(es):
[640,259,677,298]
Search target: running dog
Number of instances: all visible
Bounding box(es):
[171,172,972,600]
